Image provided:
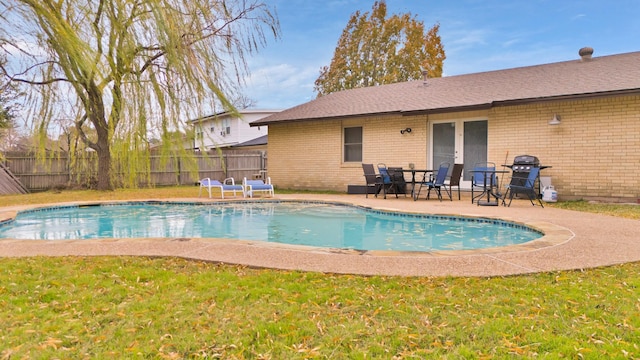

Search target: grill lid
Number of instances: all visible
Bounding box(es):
[512,155,540,166]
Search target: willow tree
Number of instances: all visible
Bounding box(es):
[314,0,445,96]
[0,0,279,190]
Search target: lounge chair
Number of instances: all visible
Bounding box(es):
[243,177,274,198]
[199,177,244,199]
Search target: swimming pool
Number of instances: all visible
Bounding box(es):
[0,201,543,252]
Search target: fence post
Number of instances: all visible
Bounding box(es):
[177,157,181,186]
[224,153,228,178]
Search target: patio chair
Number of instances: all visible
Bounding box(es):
[471,162,497,204]
[199,177,244,199]
[362,163,382,198]
[243,177,275,198]
[388,167,408,197]
[504,167,544,207]
[415,162,450,201]
[377,163,402,199]
[445,163,464,200]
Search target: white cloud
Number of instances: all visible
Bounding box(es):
[244,63,319,108]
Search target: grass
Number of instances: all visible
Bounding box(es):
[550,200,640,220]
[1,187,639,358]
[1,257,639,358]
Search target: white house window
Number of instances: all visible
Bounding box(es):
[210,126,215,133]
[343,126,362,162]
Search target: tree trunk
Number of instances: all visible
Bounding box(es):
[95,136,112,191]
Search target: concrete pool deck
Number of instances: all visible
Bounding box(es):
[0,193,639,277]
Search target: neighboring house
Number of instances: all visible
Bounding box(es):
[232,135,268,151]
[252,48,640,202]
[189,109,280,150]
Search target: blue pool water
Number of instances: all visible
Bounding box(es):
[0,201,542,252]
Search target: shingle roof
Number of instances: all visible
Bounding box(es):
[233,134,267,147]
[252,50,640,126]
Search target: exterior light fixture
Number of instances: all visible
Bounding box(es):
[549,114,561,125]
[400,127,412,134]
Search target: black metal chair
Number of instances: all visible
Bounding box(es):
[446,163,464,200]
[377,163,402,199]
[362,163,382,198]
[388,167,408,197]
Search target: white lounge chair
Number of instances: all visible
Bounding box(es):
[243,177,274,198]
[199,178,244,199]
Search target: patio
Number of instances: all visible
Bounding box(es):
[1,193,639,277]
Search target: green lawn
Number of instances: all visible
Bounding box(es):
[1,188,639,358]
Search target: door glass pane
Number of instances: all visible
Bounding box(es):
[432,122,455,173]
[463,121,488,181]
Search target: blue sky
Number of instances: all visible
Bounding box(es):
[244,0,640,109]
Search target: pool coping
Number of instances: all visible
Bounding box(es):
[1,194,638,277]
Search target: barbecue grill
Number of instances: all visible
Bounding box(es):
[503,155,550,206]
[505,155,543,186]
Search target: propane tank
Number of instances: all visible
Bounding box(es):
[542,186,558,202]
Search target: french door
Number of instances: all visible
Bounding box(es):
[430,119,488,188]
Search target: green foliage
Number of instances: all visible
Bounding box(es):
[1,257,639,358]
[0,0,279,190]
[0,56,20,130]
[0,99,14,129]
[314,0,445,96]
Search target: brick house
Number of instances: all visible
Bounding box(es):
[252,49,640,202]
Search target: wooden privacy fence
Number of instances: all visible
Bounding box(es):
[0,162,29,195]
[1,150,267,191]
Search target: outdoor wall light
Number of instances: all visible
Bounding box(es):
[548,114,561,125]
[400,127,412,134]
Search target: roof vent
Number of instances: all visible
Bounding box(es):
[579,47,594,61]
[421,69,428,86]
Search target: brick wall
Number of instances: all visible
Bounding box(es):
[267,95,640,201]
[488,95,640,201]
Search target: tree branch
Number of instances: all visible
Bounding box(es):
[2,60,70,85]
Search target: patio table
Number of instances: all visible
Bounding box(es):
[402,169,434,200]
[470,169,508,206]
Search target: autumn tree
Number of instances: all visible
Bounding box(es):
[0,0,279,190]
[314,1,445,96]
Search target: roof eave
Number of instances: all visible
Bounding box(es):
[401,103,492,116]
[250,110,403,127]
[491,89,640,107]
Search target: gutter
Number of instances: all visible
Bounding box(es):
[249,110,403,127]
